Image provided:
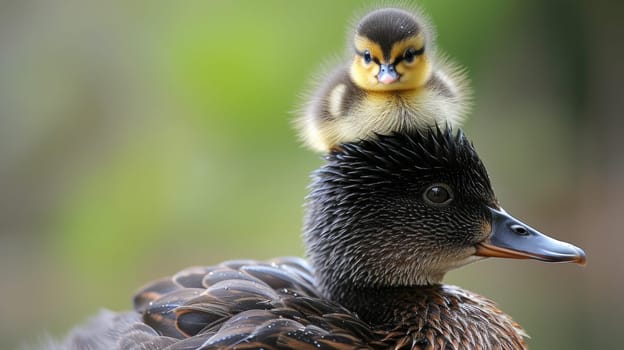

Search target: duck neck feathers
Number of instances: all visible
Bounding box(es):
[352,285,528,349]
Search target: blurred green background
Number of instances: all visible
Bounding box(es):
[1,0,622,349]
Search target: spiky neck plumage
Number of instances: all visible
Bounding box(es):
[303,128,496,317]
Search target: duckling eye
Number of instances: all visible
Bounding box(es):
[403,47,424,64]
[423,184,453,206]
[363,50,372,64]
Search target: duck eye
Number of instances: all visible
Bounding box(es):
[363,50,372,64]
[404,48,418,63]
[423,184,453,205]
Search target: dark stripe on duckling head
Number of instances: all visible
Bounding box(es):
[357,8,421,61]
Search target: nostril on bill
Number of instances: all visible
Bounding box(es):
[510,224,529,236]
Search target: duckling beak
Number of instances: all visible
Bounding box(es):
[475,207,587,265]
[377,64,399,84]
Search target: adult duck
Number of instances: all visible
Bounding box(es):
[50,128,585,350]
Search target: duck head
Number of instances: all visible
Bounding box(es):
[349,8,433,92]
[303,128,586,302]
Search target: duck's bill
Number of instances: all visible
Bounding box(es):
[377,64,399,84]
[475,207,586,265]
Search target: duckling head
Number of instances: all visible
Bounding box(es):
[350,8,433,92]
[303,128,586,304]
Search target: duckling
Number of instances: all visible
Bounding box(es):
[51,128,585,350]
[297,7,471,152]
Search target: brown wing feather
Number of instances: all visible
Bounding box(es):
[52,259,525,350]
[132,258,381,350]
